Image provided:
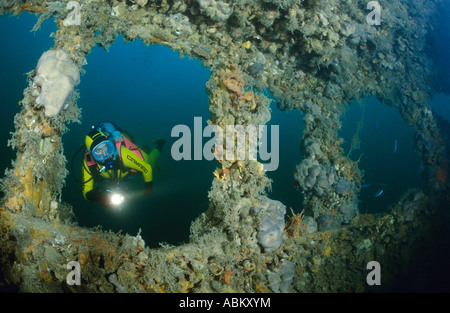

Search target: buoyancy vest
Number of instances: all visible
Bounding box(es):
[117,136,145,170]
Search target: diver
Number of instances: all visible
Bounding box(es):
[82,121,165,207]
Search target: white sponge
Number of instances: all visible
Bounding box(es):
[32,50,80,117]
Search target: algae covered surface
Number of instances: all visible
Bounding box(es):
[0,0,449,293]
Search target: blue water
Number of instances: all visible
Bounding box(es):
[339,97,423,214]
[0,12,428,248]
[266,103,304,214]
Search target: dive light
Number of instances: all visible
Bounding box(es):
[107,187,125,207]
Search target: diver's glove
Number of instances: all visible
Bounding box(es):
[154,138,166,153]
[86,187,109,207]
[144,181,154,196]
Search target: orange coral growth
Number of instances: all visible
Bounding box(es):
[150,38,162,44]
[221,72,257,109]
[18,170,49,211]
[20,7,44,14]
[436,161,448,185]
[78,251,90,266]
[213,167,229,180]
[5,196,24,212]
[222,73,244,94]
[242,91,255,102]
[224,270,232,284]
[41,121,54,137]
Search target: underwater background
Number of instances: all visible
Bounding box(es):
[1,11,449,249]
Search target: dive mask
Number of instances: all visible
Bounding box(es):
[92,140,115,162]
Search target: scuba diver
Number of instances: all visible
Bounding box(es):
[82,121,165,207]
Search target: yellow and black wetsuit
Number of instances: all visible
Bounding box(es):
[82,144,160,200]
